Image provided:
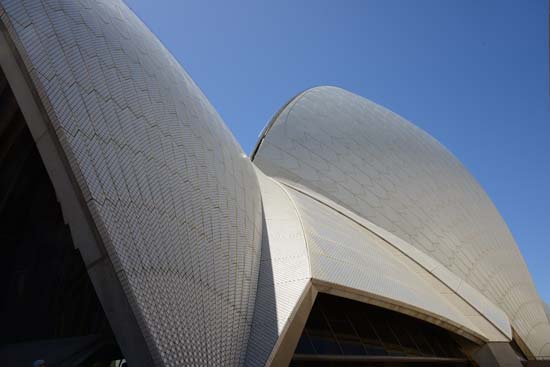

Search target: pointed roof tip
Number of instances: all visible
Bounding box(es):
[250,85,354,160]
[299,85,356,97]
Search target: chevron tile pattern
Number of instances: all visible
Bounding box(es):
[0,1,263,366]
[1,0,548,364]
[253,86,550,357]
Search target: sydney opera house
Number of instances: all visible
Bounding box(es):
[0,0,549,366]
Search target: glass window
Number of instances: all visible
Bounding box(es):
[339,340,366,355]
[331,318,366,355]
[293,293,469,361]
[305,307,341,354]
[362,342,387,356]
[307,334,341,355]
[408,328,435,356]
[391,322,420,354]
[294,333,316,354]
[369,317,403,355]
[330,318,357,341]
[348,313,378,340]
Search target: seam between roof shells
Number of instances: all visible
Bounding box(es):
[250,87,317,160]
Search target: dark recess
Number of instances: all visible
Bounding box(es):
[0,68,121,366]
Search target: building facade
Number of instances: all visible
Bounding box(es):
[0,1,548,366]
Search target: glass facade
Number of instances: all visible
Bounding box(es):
[291,293,471,366]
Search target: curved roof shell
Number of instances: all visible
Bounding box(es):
[0,0,263,365]
[1,0,548,362]
[253,86,550,358]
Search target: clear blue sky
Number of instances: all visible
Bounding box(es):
[124,0,550,302]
